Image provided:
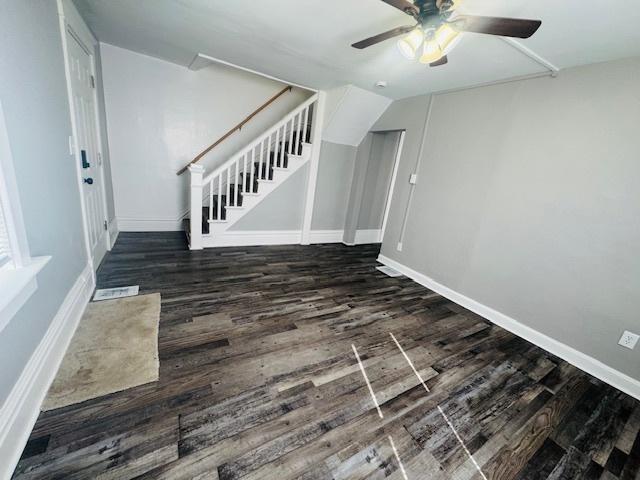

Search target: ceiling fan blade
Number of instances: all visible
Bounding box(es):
[380,0,419,16]
[453,15,542,39]
[352,25,416,49]
[430,55,448,67]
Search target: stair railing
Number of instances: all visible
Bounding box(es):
[188,93,319,249]
[178,85,294,176]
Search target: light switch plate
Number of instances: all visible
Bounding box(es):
[618,330,639,350]
[409,174,418,185]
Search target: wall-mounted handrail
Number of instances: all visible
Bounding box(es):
[203,94,317,185]
[177,85,293,175]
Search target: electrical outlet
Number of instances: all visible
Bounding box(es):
[618,331,639,350]
[396,242,403,251]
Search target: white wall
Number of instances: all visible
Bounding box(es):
[100,43,311,231]
[375,57,640,391]
[322,85,391,147]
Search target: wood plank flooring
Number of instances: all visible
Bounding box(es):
[12,232,640,479]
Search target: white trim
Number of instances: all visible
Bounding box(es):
[108,218,119,249]
[0,101,31,269]
[0,263,94,479]
[432,71,555,97]
[190,53,317,93]
[201,229,347,248]
[379,130,405,244]
[354,229,382,245]
[377,254,640,401]
[204,230,302,247]
[500,38,560,76]
[0,257,50,334]
[301,91,327,245]
[117,217,183,232]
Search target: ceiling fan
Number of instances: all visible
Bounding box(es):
[352,0,542,67]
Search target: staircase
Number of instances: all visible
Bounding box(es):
[185,94,319,249]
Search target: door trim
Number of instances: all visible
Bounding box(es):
[379,130,405,243]
[56,0,110,275]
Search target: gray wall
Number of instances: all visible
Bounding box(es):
[376,57,640,381]
[312,141,356,231]
[357,131,401,230]
[230,165,308,231]
[344,134,373,244]
[232,140,358,233]
[0,1,88,404]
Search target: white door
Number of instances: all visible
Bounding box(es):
[66,31,107,269]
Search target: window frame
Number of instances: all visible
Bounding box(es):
[0,99,50,332]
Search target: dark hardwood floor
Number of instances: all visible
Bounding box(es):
[13,232,640,479]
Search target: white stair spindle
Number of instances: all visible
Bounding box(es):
[217,174,222,221]
[226,166,230,211]
[250,147,255,193]
[273,127,280,167]
[208,179,213,222]
[258,139,265,182]
[302,106,309,144]
[243,153,247,195]
[288,117,294,154]
[235,158,239,206]
[279,125,286,166]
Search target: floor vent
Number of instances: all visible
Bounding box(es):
[93,286,140,301]
[376,265,403,278]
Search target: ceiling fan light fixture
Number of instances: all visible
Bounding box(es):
[397,28,424,59]
[419,39,444,64]
[434,23,459,52]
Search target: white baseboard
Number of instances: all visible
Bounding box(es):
[117,217,182,232]
[308,230,344,244]
[205,230,302,247]
[107,218,119,249]
[0,263,94,478]
[203,230,348,247]
[377,254,640,401]
[354,229,382,244]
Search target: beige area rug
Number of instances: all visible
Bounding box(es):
[42,293,161,411]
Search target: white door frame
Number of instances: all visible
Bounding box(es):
[379,130,405,243]
[57,0,111,274]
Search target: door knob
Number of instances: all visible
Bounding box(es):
[84,177,94,185]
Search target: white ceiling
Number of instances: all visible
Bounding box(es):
[74,0,640,99]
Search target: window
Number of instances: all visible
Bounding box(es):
[0,99,49,332]
[0,199,11,269]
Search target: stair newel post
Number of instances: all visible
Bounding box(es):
[188,164,205,250]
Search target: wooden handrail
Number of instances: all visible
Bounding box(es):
[177,85,293,175]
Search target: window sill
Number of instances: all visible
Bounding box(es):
[0,256,50,333]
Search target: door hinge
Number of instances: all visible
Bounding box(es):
[90,75,96,89]
[104,220,108,231]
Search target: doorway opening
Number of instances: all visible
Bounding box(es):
[350,130,405,245]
